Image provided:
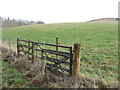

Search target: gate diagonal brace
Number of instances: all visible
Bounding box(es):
[36,44,49,58]
[19,45,32,55]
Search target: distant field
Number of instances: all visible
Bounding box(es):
[2,21,118,85]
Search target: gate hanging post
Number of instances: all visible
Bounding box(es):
[72,43,81,76]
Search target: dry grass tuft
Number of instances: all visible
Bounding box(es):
[24,61,46,82]
[0,43,16,57]
[55,75,108,88]
[10,57,32,73]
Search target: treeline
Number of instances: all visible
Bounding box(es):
[1,17,45,28]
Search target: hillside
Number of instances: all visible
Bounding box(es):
[1,21,118,87]
[2,21,118,47]
[88,18,118,22]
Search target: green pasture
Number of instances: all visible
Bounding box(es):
[2,21,118,85]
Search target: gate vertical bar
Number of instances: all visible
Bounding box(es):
[69,47,73,75]
[56,38,59,59]
[35,44,37,58]
[28,40,30,59]
[41,49,44,60]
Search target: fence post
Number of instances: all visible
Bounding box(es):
[9,39,10,45]
[9,39,12,53]
[17,38,20,57]
[32,42,34,63]
[56,38,59,59]
[72,43,80,76]
[8,39,11,48]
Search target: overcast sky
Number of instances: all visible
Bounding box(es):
[0,0,119,23]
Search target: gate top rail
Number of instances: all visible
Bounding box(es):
[18,38,72,49]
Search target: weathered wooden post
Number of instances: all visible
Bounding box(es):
[72,43,81,76]
[56,38,59,59]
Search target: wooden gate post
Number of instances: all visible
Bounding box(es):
[72,43,80,76]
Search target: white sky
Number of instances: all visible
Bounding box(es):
[0,0,119,24]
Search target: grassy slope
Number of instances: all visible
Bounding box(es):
[2,21,118,84]
[2,61,40,88]
[2,61,29,88]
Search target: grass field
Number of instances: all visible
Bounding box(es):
[2,21,118,86]
[2,61,40,88]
